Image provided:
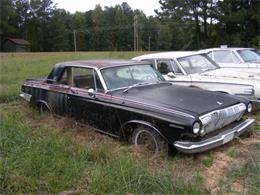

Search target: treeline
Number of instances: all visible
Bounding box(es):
[1,0,259,51]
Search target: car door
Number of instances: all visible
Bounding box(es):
[66,66,112,132]
[46,70,70,115]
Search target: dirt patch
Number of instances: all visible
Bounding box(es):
[199,132,260,194]
[201,152,235,192]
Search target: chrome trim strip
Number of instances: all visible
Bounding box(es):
[20,92,32,102]
[173,118,255,154]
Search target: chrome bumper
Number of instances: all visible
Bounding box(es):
[174,118,255,154]
[20,92,32,102]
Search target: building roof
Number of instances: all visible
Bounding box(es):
[55,60,149,69]
[132,51,198,60]
[6,38,30,45]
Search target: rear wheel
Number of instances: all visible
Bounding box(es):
[38,103,50,113]
[132,126,167,154]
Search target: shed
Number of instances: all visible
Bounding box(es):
[3,38,31,52]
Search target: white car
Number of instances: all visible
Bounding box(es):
[132,51,260,110]
[200,47,260,69]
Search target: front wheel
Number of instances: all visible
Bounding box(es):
[131,126,167,154]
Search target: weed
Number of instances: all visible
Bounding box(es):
[201,155,214,167]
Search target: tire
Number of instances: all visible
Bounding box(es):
[131,126,167,154]
[39,103,50,113]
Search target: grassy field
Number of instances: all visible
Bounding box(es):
[0,52,259,194]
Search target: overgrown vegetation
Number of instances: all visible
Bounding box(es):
[0,53,259,194]
[0,103,208,194]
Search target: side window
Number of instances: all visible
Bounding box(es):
[59,69,69,85]
[73,67,95,89]
[171,60,183,74]
[58,67,104,91]
[157,60,172,74]
[213,50,240,63]
[58,68,73,85]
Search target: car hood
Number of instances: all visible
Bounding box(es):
[199,68,260,80]
[112,83,243,116]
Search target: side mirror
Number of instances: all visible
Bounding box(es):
[88,88,95,98]
[167,72,176,78]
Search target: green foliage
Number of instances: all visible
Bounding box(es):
[0,112,91,193]
[201,156,214,167]
[89,156,205,194]
[2,0,259,51]
[0,104,207,194]
[227,156,260,194]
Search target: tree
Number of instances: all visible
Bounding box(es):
[0,0,18,36]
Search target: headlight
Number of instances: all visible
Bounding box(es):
[247,103,253,113]
[193,122,201,134]
[200,128,206,136]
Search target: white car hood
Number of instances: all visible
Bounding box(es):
[200,68,260,80]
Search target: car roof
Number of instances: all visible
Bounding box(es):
[199,47,255,53]
[55,59,149,69]
[132,51,199,60]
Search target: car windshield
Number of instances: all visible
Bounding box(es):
[237,49,260,63]
[177,54,218,74]
[101,64,165,90]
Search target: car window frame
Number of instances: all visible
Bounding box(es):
[57,66,106,92]
[155,58,185,76]
[212,50,241,63]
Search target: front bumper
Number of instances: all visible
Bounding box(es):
[174,118,255,154]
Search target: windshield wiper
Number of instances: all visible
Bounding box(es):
[123,82,153,93]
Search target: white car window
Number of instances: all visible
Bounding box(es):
[213,50,240,63]
[237,49,260,63]
[157,60,173,74]
[177,54,217,74]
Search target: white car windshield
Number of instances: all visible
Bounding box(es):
[101,64,165,90]
[177,54,218,74]
[237,49,260,63]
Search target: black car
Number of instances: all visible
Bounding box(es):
[20,60,255,154]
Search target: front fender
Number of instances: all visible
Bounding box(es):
[119,120,169,143]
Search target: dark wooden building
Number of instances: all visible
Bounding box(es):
[2,38,31,52]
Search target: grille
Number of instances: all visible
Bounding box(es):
[199,103,246,134]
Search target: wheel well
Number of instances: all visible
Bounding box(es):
[36,100,52,113]
[119,120,168,143]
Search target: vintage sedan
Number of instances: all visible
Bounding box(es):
[20,60,255,154]
[132,52,260,110]
[200,47,260,69]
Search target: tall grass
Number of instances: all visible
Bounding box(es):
[0,112,91,193]
[0,105,206,194]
